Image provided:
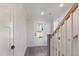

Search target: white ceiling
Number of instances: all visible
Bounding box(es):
[23,3,73,21]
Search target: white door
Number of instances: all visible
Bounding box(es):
[0,4,12,56]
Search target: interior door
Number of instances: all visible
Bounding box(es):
[0,4,11,56]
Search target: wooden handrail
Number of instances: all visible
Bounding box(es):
[52,3,78,36]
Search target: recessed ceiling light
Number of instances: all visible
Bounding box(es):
[59,3,64,7]
[41,12,44,15]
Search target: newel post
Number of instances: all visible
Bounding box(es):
[47,34,52,56]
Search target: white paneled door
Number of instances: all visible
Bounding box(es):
[0,4,14,56]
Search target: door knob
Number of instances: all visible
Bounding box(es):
[11,45,15,50]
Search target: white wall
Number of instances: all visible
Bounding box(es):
[13,4,27,56]
[27,16,52,47]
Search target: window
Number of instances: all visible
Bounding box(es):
[36,23,44,38]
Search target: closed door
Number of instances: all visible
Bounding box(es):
[0,4,10,56]
[0,4,14,56]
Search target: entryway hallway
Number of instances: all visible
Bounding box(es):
[0,3,79,56]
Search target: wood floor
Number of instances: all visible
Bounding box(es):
[25,46,48,56]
